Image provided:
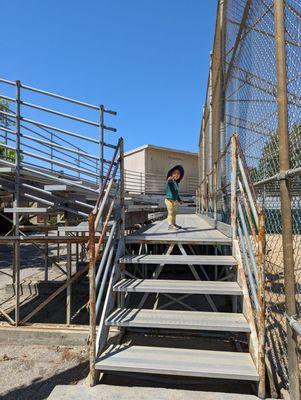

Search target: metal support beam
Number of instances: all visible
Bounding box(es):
[14,80,21,326]
[274,1,300,398]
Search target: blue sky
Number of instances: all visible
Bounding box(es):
[0,1,216,153]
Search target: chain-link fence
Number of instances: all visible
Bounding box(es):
[199,0,301,396]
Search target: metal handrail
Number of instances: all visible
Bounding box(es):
[21,100,100,127]
[198,132,266,392]
[88,136,124,386]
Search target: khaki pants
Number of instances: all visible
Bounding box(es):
[165,198,177,225]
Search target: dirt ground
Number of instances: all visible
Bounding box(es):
[264,234,301,390]
[0,344,88,400]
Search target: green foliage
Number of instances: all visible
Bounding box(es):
[0,141,17,161]
[251,124,301,181]
[0,98,9,123]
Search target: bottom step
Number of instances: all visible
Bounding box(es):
[96,345,259,381]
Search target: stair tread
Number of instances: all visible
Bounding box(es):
[114,279,243,295]
[106,308,250,332]
[96,345,259,381]
[120,255,237,265]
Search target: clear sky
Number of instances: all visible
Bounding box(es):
[0,0,216,154]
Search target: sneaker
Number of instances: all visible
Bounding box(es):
[168,224,179,231]
[174,224,182,229]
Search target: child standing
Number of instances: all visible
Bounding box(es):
[165,165,184,231]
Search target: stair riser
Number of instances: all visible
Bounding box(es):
[95,365,259,381]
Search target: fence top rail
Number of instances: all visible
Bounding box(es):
[20,100,99,127]
[0,77,117,116]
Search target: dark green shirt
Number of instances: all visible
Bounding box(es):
[165,179,181,201]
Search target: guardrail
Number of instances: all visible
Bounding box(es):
[0,78,119,328]
[198,133,266,398]
[87,137,125,386]
[0,78,117,189]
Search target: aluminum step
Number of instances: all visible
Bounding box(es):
[114,279,243,295]
[119,255,237,266]
[4,207,50,214]
[106,309,250,332]
[125,236,232,245]
[95,345,259,381]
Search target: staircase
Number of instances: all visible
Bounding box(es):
[92,214,260,391]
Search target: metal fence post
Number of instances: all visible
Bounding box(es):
[230,133,237,240]
[99,105,104,187]
[274,1,300,398]
[120,138,125,238]
[257,210,266,399]
[213,162,217,221]
[219,0,227,217]
[14,80,21,326]
[88,213,97,386]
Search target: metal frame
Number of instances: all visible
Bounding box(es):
[0,78,118,331]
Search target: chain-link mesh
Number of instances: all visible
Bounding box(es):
[199,0,301,394]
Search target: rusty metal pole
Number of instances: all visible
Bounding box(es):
[213,162,217,221]
[274,1,300,398]
[257,210,266,399]
[219,0,227,217]
[88,213,97,386]
[230,133,237,240]
[201,116,206,213]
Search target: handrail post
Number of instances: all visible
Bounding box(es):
[257,210,266,399]
[213,162,217,221]
[88,213,97,386]
[274,1,300,398]
[119,138,125,308]
[99,104,104,187]
[120,137,125,237]
[230,133,238,240]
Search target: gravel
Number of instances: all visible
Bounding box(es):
[0,344,88,400]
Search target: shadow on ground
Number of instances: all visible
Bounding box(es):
[1,361,89,400]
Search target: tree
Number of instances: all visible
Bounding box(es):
[0,98,15,161]
[250,124,301,182]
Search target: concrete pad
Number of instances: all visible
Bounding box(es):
[48,384,261,400]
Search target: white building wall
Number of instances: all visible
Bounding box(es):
[145,148,198,193]
[124,145,198,194]
[124,149,145,193]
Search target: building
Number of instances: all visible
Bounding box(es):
[124,144,198,194]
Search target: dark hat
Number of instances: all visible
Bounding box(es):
[166,165,185,183]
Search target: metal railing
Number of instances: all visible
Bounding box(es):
[0,78,119,329]
[0,78,117,190]
[87,137,125,386]
[199,133,266,398]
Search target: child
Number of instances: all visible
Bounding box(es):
[165,165,184,231]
